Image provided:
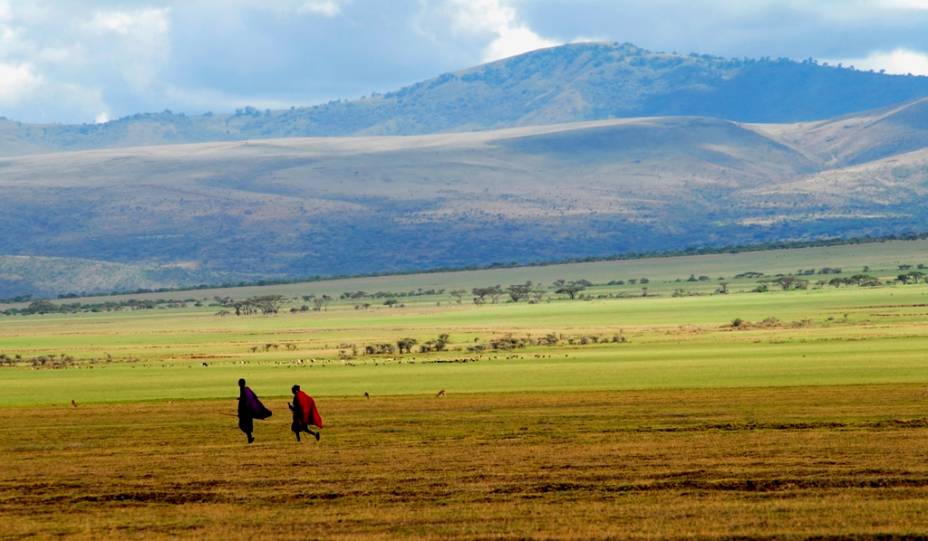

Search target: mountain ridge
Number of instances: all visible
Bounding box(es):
[2,42,928,156]
[3,101,928,296]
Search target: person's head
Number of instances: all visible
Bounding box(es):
[238,378,246,388]
[291,384,300,394]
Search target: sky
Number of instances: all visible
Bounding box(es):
[2,0,928,124]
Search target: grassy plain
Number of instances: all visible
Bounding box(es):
[4,387,928,539]
[2,283,928,406]
[3,242,928,538]
[12,236,928,306]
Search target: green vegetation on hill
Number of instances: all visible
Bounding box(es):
[2,236,926,305]
[2,42,928,156]
[3,101,928,297]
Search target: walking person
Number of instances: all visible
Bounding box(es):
[237,378,272,444]
[289,384,323,442]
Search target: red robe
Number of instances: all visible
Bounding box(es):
[294,390,323,428]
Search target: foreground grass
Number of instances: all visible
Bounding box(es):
[3,386,928,539]
[4,242,928,538]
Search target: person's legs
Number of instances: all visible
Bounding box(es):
[239,416,254,443]
[298,424,320,441]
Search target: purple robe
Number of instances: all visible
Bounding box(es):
[239,386,272,420]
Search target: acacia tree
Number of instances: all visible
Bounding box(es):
[898,271,925,284]
[773,276,809,290]
[472,285,503,304]
[529,286,547,304]
[450,289,467,304]
[849,274,879,287]
[227,295,284,316]
[555,281,587,300]
[397,337,418,354]
[507,281,533,302]
[312,295,331,312]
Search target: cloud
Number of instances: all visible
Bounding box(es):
[4,0,928,124]
[448,0,558,61]
[0,24,29,54]
[86,8,169,36]
[879,0,928,9]
[82,7,172,98]
[485,25,558,61]
[297,0,343,17]
[835,48,928,75]
[0,62,41,105]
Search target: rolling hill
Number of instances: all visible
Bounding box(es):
[2,42,928,156]
[3,98,928,297]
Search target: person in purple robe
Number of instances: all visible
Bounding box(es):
[237,378,272,444]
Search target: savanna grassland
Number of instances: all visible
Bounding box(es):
[4,388,928,539]
[3,241,928,539]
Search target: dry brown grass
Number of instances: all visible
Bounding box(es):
[3,385,928,539]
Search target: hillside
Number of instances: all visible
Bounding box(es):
[2,42,928,156]
[757,97,928,166]
[3,100,928,297]
[0,256,228,299]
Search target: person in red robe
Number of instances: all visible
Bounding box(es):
[289,384,323,442]
[237,378,272,444]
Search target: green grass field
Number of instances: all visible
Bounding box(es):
[6,237,927,308]
[3,241,928,538]
[2,284,928,406]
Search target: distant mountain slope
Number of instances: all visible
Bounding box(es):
[744,147,928,213]
[758,97,928,167]
[2,104,928,296]
[3,42,928,156]
[0,256,233,299]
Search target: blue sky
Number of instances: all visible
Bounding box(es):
[2,0,928,124]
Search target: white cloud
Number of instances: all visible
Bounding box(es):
[879,0,928,9]
[0,62,41,105]
[94,111,110,124]
[836,48,928,75]
[37,46,75,64]
[0,25,29,54]
[82,8,171,92]
[298,0,343,17]
[448,0,558,61]
[87,8,169,36]
[4,0,928,125]
[162,84,296,113]
[485,24,558,61]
